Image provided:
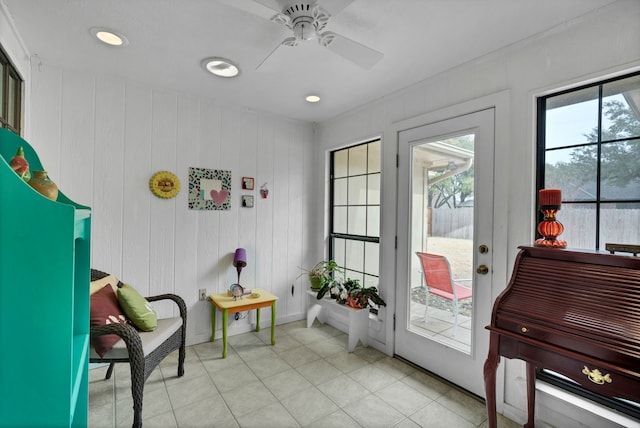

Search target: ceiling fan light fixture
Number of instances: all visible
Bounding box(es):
[89,27,128,47]
[202,57,240,78]
[305,94,321,103]
[293,19,316,41]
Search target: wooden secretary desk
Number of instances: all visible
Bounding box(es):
[483,246,640,428]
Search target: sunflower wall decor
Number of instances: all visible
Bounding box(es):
[149,171,180,199]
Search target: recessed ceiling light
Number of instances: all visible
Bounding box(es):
[305,94,321,103]
[201,57,240,78]
[89,27,129,47]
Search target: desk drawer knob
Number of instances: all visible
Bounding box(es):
[582,366,612,385]
[521,327,528,333]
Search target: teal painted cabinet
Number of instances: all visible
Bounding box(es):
[0,129,91,427]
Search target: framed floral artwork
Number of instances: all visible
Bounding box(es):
[188,167,231,210]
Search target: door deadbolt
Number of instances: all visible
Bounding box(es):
[477,265,489,275]
[479,244,489,254]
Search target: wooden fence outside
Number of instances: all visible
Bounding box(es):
[431,206,640,247]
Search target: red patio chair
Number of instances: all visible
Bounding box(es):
[416,252,472,327]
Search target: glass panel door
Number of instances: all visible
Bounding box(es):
[395,108,494,397]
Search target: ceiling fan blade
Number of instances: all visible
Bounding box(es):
[252,0,285,13]
[319,31,383,70]
[319,0,354,16]
[256,0,299,12]
[216,0,279,20]
[256,37,298,70]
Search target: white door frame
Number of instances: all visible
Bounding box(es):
[396,107,493,397]
[379,90,511,405]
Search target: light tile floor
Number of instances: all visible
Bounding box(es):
[89,320,520,427]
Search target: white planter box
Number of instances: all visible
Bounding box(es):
[306,290,369,352]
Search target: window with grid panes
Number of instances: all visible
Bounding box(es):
[536,71,640,418]
[0,44,22,134]
[329,140,381,305]
[537,71,640,249]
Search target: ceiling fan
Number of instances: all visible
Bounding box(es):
[219,0,384,70]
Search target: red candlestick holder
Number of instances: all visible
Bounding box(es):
[535,189,567,248]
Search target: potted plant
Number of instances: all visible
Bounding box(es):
[316,275,351,301]
[316,276,387,310]
[347,285,387,309]
[316,276,344,300]
[298,260,343,291]
[334,278,361,304]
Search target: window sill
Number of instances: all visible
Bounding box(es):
[536,381,640,428]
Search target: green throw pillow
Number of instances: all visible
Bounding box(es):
[117,284,157,331]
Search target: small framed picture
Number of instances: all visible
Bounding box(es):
[241,195,254,208]
[242,177,254,190]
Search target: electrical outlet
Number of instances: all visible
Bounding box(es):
[198,289,207,301]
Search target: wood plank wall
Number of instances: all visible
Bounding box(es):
[28,63,315,344]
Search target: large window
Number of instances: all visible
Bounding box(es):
[537,71,640,249]
[329,139,381,297]
[536,71,640,418]
[0,44,22,134]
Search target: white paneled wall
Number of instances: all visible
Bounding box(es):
[28,63,315,344]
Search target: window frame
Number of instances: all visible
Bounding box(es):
[328,139,381,302]
[536,70,640,250]
[0,44,23,134]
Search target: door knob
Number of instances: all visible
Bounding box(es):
[477,265,489,275]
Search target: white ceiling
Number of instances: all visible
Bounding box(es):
[2,0,620,122]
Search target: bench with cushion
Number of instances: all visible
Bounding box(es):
[90,269,186,428]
